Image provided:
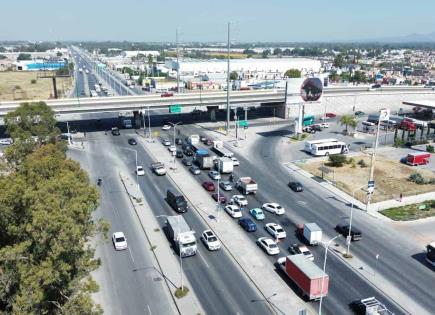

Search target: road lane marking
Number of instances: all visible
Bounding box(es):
[127,247,135,264]
[147,305,152,315]
[197,250,210,268]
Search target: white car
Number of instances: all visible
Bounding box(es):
[262,203,285,215]
[231,156,240,166]
[162,139,171,146]
[230,195,248,207]
[208,170,221,180]
[168,145,176,152]
[265,223,287,239]
[298,245,314,261]
[201,230,221,251]
[162,124,171,130]
[0,138,13,145]
[224,205,242,218]
[136,166,145,176]
[112,232,128,250]
[257,237,280,255]
[319,122,329,128]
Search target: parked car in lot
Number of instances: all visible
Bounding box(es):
[265,223,286,239]
[162,124,171,130]
[325,112,336,118]
[224,205,242,218]
[354,111,365,117]
[182,158,192,166]
[112,231,128,250]
[175,138,183,145]
[189,165,201,175]
[200,135,207,142]
[168,145,176,152]
[219,181,232,191]
[335,223,362,241]
[249,208,265,220]
[205,139,213,146]
[212,193,227,203]
[201,230,221,251]
[288,243,314,261]
[371,83,381,89]
[161,92,174,97]
[231,156,240,166]
[238,218,257,232]
[111,127,120,136]
[162,138,171,146]
[208,170,221,180]
[288,181,303,192]
[257,237,280,255]
[176,150,183,158]
[128,138,137,145]
[302,126,316,133]
[262,203,285,215]
[230,195,248,207]
[136,166,145,176]
[202,181,215,191]
[0,138,13,145]
[184,149,193,156]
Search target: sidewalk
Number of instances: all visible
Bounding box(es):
[141,137,314,315]
[118,171,204,315]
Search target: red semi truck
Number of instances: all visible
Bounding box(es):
[277,254,329,301]
[405,153,431,166]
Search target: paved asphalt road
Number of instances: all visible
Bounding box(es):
[67,136,175,315]
[174,124,412,315]
[69,126,273,315]
[108,132,273,315]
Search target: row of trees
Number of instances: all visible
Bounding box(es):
[0,102,105,314]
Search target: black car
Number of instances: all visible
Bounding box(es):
[288,244,302,255]
[182,158,192,166]
[371,83,381,89]
[176,150,183,158]
[311,124,322,131]
[354,111,365,117]
[335,223,362,241]
[288,181,303,192]
[175,138,183,145]
[200,135,207,142]
[111,127,120,136]
[184,149,193,156]
[128,138,137,145]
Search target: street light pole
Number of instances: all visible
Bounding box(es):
[319,235,341,315]
[347,184,366,256]
[216,161,221,221]
[120,147,139,197]
[147,106,151,140]
[169,121,182,163]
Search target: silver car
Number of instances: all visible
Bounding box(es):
[189,166,201,175]
[219,181,232,191]
[162,139,171,146]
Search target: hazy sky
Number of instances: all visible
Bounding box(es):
[1,0,434,42]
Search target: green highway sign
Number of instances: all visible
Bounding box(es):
[238,120,248,127]
[169,105,182,113]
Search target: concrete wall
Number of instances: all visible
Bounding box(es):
[287,91,435,119]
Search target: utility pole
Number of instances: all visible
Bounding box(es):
[176,28,180,93]
[225,22,231,134]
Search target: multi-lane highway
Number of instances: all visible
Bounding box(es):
[67,124,273,315]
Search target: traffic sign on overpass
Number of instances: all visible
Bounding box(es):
[238,120,248,127]
[169,104,182,113]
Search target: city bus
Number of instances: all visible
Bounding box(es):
[303,115,315,126]
[304,138,349,156]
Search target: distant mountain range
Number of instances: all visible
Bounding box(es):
[366,31,435,43]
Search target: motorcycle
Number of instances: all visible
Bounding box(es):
[97,178,102,186]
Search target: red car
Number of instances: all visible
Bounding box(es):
[202,181,215,192]
[399,119,417,131]
[161,92,174,97]
[325,112,336,118]
[212,193,226,203]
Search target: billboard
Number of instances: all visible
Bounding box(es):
[300,78,323,102]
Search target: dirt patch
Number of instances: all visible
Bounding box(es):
[299,154,435,203]
[0,71,73,101]
[380,201,435,221]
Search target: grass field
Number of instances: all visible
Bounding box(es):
[0,71,73,101]
[299,154,435,203]
[380,201,435,221]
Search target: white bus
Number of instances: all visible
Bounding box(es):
[304,139,349,156]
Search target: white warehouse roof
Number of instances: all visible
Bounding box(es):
[166,58,321,76]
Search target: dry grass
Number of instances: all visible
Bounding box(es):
[0,71,73,101]
[299,154,435,203]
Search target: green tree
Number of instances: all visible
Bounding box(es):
[284,69,301,78]
[328,154,347,167]
[340,115,358,133]
[273,48,282,55]
[230,71,238,80]
[17,53,31,61]
[0,142,104,314]
[262,49,271,58]
[333,54,345,68]
[351,71,367,83]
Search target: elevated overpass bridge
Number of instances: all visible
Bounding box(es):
[0,86,434,121]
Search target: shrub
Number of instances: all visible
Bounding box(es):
[328,154,347,167]
[427,144,434,153]
[409,173,425,185]
[346,157,355,165]
[358,159,367,168]
[30,79,37,84]
[394,138,405,147]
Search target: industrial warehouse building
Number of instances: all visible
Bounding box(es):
[165,58,322,81]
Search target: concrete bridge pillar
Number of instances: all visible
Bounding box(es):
[270,102,289,119]
[133,110,141,129]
